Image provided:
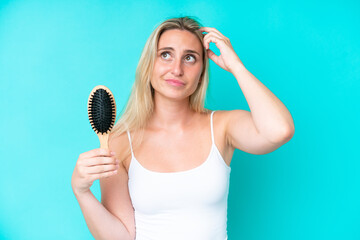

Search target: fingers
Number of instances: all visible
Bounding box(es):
[203,34,229,52]
[73,149,120,194]
[199,27,228,40]
[202,32,222,49]
[77,149,119,174]
[76,156,119,179]
[199,27,222,36]
[206,48,217,59]
[86,161,119,174]
[85,155,117,166]
[79,166,119,183]
[202,30,223,40]
[79,148,114,159]
[200,27,229,51]
[89,169,119,181]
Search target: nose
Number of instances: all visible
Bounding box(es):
[171,57,184,76]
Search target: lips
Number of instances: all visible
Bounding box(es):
[165,79,185,85]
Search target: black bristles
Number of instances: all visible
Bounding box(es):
[88,88,116,134]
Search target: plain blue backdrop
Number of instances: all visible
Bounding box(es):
[0,0,359,239]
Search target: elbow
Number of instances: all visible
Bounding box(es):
[270,125,295,144]
[280,125,295,142]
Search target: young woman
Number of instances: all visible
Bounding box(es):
[71,16,295,240]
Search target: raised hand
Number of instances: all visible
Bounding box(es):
[199,26,245,73]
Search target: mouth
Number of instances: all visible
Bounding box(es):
[165,79,185,87]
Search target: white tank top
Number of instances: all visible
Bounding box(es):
[126,110,231,240]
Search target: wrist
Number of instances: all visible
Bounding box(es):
[230,61,246,75]
[73,188,92,199]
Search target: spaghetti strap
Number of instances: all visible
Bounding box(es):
[126,109,231,239]
[210,110,216,145]
[126,130,134,158]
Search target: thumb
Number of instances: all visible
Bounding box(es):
[206,49,218,62]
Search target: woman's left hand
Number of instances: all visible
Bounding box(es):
[199,27,245,74]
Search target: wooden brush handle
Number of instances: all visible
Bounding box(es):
[97,133,109,149]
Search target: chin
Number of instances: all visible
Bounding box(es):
[156,90,191,101]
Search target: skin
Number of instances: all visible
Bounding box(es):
[77,26,294,240]
[119,27,295,173]
[121,29,233,173]
[148,29,204,131]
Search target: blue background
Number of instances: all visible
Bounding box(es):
[1,0,359,239]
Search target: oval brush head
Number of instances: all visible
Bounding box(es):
[87,85,117,149]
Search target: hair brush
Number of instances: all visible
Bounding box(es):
[87,85,117,149]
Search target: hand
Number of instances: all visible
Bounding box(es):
[199,27,245,74]
[71,148,119,196]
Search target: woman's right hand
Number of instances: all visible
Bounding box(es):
[71,148,119,196]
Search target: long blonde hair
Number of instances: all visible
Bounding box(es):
[110,16,211,161]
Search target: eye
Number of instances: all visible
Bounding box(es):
[185,54,196,63]
[160,51,171,60]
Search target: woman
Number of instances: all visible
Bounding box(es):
[71,16,295,240]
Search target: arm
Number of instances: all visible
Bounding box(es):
[223,64,294,155]
[231,63,295,144]
[199,26,294,147]
[74,190,133,240]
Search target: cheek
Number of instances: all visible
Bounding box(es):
[153,61,169,75]
[192,64,203,78]
[151,63,168,87]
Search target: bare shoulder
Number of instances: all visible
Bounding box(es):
[210,109,243,122]
[211,109,242,147]
[210,109,242,128]
[108,131,132,167]
[213,109,247,121]
[204,110,236,165]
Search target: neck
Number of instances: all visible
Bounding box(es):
[148,93,196,132]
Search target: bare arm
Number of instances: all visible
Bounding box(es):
[71,146,134,240]
[74,190,133,240]
[231,64,295,143]
[222,63,295,154]
[199,26,294,143]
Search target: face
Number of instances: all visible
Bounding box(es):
[150,29,204,100]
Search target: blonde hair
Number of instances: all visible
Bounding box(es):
[110,16,211,161]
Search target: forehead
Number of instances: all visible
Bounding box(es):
[158,29,203,53]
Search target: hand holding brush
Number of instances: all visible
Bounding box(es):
[71,85,118,196]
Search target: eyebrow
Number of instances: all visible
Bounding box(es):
[158,47,201,57]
